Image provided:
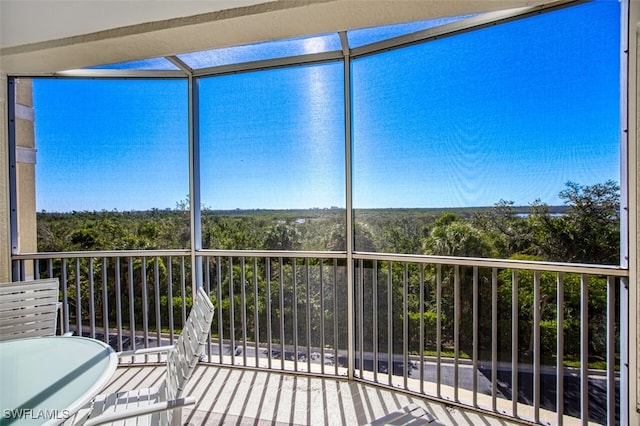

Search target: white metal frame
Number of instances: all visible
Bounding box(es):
[6,1,633,423]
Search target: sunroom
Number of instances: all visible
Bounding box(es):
[1,0,638,425]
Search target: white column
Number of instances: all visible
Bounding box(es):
[0,73,9,282]
[628,1,639,422]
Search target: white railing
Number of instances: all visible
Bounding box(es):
[12,250,627,425]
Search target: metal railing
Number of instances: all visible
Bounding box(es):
[12,250,627,425]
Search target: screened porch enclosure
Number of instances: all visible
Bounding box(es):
[7,1,629,425]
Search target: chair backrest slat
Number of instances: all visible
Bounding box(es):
[0,278,60,341]
[156,287,213,425]
[1,311,58,328]
[164,287,214,400]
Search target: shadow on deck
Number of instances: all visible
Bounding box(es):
[103,362,524,426]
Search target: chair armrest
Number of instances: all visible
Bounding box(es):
[117,345,176,358]
[81,396,196,426]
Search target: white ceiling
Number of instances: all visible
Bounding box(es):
[0,0,560,74]
[0,0,269,49]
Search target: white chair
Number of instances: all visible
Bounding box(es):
[75,286,215,426]
[0,278,61,341]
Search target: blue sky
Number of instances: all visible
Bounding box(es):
[32,0,620,212]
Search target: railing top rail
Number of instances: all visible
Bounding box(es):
[13,249,628,276]
[354,252,629,277]
[12,249,191,259]
[12,249,348,261]
[198,249,347,259]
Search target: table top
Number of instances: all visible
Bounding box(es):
[0,336,117,425]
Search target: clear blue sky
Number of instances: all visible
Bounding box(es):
[32,0,620,212]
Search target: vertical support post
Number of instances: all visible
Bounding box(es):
[189,75,202,293]
[0,74,10,282]
[340,31,354,380]
[618,1,633,423]
[619,0,640,425]
[7,78,19,280]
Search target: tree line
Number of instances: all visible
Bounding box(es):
[37,181,620,365]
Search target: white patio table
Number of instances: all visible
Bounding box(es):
[0,336,117,425]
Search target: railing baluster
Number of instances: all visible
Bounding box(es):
[293,258,299,372]
[217,256,224,364]
[128,256,135,351]
[241,256,248,367]
[181,256,187,329]
[142,258,149,354]
[278,257,285,371]
[266,257,272,370]
[89,258,95,339]
[557,273,564,426]
[472,266,478,407]
[205,256,212,362]
[512,269,518,417]
[115,257,123,352]
[358,259,364,378]
[491,267,498,412]
[607,276,615,426]
[320,258,325,375]
[580,274,589,426]
[419,263,424,395]
[333,258,339,376]
[253,257,260,368]
[75,258,82,336]
[436,264,442,398]
[306,258,311,373]
[373,259,378,384]
[454,265,460,402]
[62,259,69,334]
[154,257,161,357]
[403,262,408,390]
[102,257,109,345]
[167,256,174,345]
[229,256,235,366]
[387,261,393,386]
[533,271,541,422]
[48,258,54,281]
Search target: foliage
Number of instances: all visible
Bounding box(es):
[37,181,620,365]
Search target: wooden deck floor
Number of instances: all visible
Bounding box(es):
[103,363,524,426]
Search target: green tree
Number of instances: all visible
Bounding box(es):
[422,213,493,258]
[473,200,534,258]
[529,180,620,264]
